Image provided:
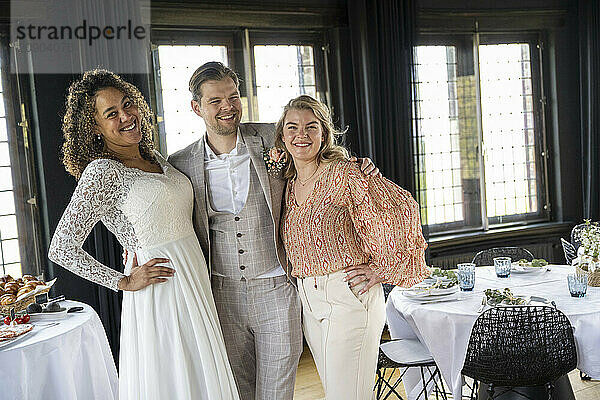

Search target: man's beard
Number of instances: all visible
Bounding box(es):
[209,114,240,136]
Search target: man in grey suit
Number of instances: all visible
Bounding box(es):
[169,62,301,400]
[169,62,379,399]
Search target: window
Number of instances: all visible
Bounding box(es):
[413,34,548,233]
[154,45,229,154]
[0,43,42,278]
[152,31,323,154]
[0,67,21,277]
[253,45,316,122]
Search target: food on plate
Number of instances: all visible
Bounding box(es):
[26,303,43,314]
[517,258,548,268]
[0,277,51,307]
[429,267,458,286]
[0,294,16,305]
[16,287,33,298]
[14,314,30,324]
[45,302,62,312]
[0,323,33,341]
[484,288,526,305]
[531,259,548,267]
[6,314,31,324]
[3,284,18,295]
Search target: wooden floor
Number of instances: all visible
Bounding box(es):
[293,345,600,400]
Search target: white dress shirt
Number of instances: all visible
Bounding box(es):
[204,131,285,278]
[204,131,251,214]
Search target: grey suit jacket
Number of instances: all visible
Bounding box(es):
[168,123,289,275]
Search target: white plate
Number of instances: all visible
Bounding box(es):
[402,284,459,299]
[488,295,549,307]
[510,264,545,274]
[423,277,455,285]
[28,309,68,321]
[0,325,34,350]
[403,291,459,304]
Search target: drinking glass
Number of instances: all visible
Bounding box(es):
[567,273,588,297]
[494,257,512,278]
[457,263,476,291]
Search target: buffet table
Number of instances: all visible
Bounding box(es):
[0,300,118,400]
[386,265,600,399]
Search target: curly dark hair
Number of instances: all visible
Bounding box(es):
[61,69,156,179]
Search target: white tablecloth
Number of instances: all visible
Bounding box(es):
[0,300,118,400]
[386,265,600,399]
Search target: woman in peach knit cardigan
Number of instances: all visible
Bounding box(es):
[274,95,430,400]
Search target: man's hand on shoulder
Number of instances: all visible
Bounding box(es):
[349,156,382,178]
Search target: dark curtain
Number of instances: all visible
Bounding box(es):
[579,0,600,220]
[86,225,124,364]
[346,0,430,257]
[347,0,418,194]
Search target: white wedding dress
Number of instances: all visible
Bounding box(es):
[48,153,239,400]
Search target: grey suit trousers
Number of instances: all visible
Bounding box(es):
[211,274,303,400]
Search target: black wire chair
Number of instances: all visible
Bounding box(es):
[382,283,395,301]
[462,306,577,400]
[471,247,534,266]
[375,339,449,400]
[560,238,577,265]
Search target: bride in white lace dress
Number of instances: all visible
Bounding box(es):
[48,70,239,400]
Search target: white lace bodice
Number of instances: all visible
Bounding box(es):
[48,153,196,291]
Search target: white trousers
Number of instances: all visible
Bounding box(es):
[298,270,385,400]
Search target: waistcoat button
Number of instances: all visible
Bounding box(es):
[234,216,240,221]
[237,233,242,237]
[239,249,244,254]
[240,265,246,270]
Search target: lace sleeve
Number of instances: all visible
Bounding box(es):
[48,160,127,291]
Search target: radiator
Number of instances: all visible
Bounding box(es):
[429,241,561,270]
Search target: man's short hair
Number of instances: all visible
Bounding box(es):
[189,61,240,102]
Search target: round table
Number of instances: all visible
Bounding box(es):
[0,300,118,400]
[386,265,600,400]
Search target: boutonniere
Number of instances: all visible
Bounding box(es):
[263,147,286,176]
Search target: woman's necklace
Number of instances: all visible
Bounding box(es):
[296,166,320,186]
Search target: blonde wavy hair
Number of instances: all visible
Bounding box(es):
[61,69,156,179]
[274,95,349,179]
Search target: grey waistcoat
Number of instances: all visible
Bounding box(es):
[207,160,281,279]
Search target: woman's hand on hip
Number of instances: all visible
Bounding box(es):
[342,263,385,294]
[118,254,174,291]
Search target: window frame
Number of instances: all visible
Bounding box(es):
[248,30,328,105]
[0,34,44,276]
[413,31,550,236]
[149,28,329,154]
